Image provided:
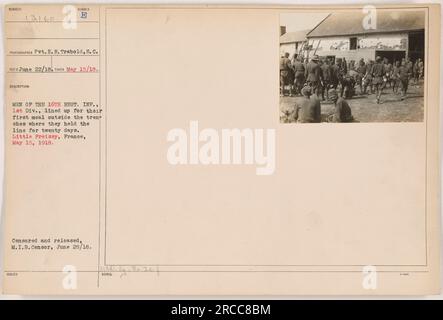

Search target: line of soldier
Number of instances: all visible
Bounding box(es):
[355,56,423,103]
[280,52,424,104]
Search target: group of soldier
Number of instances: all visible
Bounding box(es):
[280,52,424,106]
[280,85,354,123]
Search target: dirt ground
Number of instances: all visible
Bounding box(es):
[280,80,424,123]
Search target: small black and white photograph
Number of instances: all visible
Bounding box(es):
[279,9,425,123]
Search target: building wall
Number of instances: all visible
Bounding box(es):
[311,48,376,62]
[280,42,301,58]
[308,33,408,62]
[358,33,407,50]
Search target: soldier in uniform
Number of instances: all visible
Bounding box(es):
[383,58,393,89]
[356,59,367,95]
[362,60,374,94]
[292,56,306,96]
[413,58,423,85]
[305,55,323,98]
[341,57,348,75]
[320,58,332,100]
[294,86,321,123]
[406,57,414,77]
[340,73,356,99]
[412,59,418,84]
[398,59,412,100]
[418,58,424,80]
[391,61,401,94]
[280,52,292,96]
[330,59,340,90]
[372,56,386,104]
[327,89,354,123]
[335,57,348,95]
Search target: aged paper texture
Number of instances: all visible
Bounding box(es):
[2,4,441,295]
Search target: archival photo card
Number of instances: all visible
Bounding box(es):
[279,8,426,123]
[1,4,440,295]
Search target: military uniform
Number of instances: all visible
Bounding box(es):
[340,59,348,75]
[356,63,367,94]
[295,95,321,123]
[292,60,305,95]
[320,62,332,100]
[391,63,401,94]
[372,61,385,85]
[331,97,354,122]
[398,64,411,99]
[372,60,386,101]
[280,56,292,95]
[305,59,323,96]
[363,62,373,94]
[330,63,340,89]
[385,63,393,88]
[418,60,424,79]
[340,74,355,99]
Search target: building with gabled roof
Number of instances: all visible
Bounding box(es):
[279,29,310,58]
[304,10,425,64]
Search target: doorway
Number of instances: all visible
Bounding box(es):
[375,50,406,65]
[408,31,425,62]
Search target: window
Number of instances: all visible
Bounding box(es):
[350,37,357,50]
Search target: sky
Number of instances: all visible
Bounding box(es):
[280,12,330,33]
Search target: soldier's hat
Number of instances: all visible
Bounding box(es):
[311,55,319,61]
[376,56,382,62]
